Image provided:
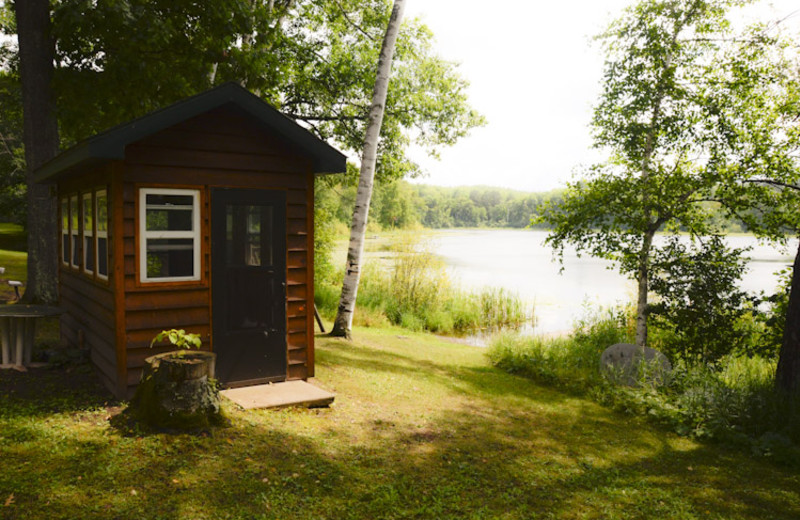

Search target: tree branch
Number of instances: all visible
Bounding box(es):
[742,178,800,191]
[331,0,376,42]
[284,113,366,122]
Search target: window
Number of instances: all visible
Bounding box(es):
[70,195,79,268]
[83,192,94,274]
[96,190,108,279]
[140,188,200,282]
[61,198,69,265]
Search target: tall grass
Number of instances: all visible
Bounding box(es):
[487,308,800,467]
[315,234,531,335]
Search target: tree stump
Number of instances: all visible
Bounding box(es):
[131,350,223,430]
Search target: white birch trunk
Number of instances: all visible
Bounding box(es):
[330,0,406,338]
[635,230,654,349]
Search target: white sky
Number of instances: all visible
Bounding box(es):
[404,0,800,192]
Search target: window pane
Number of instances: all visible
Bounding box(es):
[61,199,68,230]
[145,194,193,232]
[72,236,80,266]
[146,208,192,231]
[62,200,70,264]
[83,195,93,233]
[84,237,95,272]
[70,196,78,230]
[146,194,193,207]
[146,238,194,278]
[97,238,108,277]
[96,192,108,232]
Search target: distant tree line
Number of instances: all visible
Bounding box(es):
[316,178,564,230]
[316,178,759,232]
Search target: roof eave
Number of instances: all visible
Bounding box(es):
[35,82,348,183]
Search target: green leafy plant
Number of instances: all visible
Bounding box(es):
[150,329,202,350]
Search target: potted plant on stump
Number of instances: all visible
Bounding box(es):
[131,329,224,430]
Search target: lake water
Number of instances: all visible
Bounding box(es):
[428,229,796,335]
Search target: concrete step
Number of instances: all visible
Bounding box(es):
[221,380,334,410]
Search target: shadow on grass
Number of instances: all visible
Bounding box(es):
[0,363,116,419]
[0,223,27,253]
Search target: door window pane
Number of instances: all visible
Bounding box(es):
[225,205,272,267]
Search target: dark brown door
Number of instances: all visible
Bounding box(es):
[211,188,287,385]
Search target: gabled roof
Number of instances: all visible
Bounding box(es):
[35,82,347,183]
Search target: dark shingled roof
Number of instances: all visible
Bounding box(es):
[35,82,347,183]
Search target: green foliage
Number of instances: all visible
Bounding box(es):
[649,236,758,362]
[317,179,566,231]
[314,234,530,334]
[150,329,202,350]
[0,70,25,224]
[488,307,800,465]
[538,0,800,348]
[313,182,340,285]
[0,1,484,219]
[755,268,791,357]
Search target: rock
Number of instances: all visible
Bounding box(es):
[131,350,224,430]
[600,343,672,387]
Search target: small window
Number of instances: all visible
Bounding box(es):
[139,188,200,282]
[70,195,79,268]
[61,198,69,265]
[96,190,108,280]
[83,193,94,275]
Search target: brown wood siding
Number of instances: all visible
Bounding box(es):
[121,106,315,395]
[59,254,117,394]
[58,166,121,397]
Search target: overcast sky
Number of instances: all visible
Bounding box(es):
[404,0,800,193]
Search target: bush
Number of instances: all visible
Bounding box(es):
[487,307,800,467]
[649,236,758,363]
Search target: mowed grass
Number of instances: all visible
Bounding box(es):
[1,325,799,519]
[0,223,28,302]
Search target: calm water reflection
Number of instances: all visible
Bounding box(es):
[430,229,796,335]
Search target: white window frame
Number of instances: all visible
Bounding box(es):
[82,192,94,275]
[70,195,79,269]
[61,197,69,266]
[95,189,109,281]
[139,188,201,283]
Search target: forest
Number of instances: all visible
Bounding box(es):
[315,178,560,230]
[315,178,752,232]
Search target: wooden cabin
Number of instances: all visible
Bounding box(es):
[34,83,346,399]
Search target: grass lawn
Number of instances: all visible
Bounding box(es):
[1,324,799,519]
[0,223,28,303]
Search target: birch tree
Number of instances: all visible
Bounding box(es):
[330,0,405,338]
[539,0,796,350]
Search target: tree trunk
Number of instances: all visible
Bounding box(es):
[776,238,800,395]
[14,0,60,304]
[635,229,655,349]
[330,0,406,338]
